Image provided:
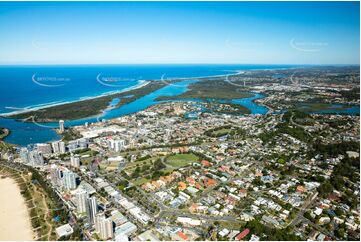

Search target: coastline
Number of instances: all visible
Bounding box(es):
[0,70,242,118]
[0,79,151,117]
[0,175,35,240]
[0,67,287,119]
[0,127,10,140]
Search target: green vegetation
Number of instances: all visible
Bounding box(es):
[0,127,10,139]
[61,128,82,142]
[0,162,67,240]
[156,79,253,101]
[132,177,150,186]
[309,141,359,159]
[297,102,354,113]
[339,88,360,101]
[123,152,201,186]
[242,219,302,240]
[0,128,14,152]
[9,81,167,121]
[166,153,199,168]
[318,156,359,210]
[205,125,246,138]
[259,111,311,143]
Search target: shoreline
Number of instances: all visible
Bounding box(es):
[0,175,35,240]
[0,127,10,140]
[0,79,151,117]
[0,69,250,118]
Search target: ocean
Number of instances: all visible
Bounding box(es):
[0,64,299,115]
[1,64,357,146]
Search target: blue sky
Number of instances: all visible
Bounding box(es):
[0,1,359,65]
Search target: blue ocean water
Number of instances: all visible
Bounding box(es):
[0,64,358,146]
[0,64,298,115]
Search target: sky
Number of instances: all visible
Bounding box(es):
[0,1,359,65]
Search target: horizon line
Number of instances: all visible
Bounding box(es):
[0,63,359,66]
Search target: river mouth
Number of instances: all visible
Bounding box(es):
[0,79,270,146]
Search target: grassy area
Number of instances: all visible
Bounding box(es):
[124,156,158,173]
[100,160,119,171]
[166,153,199,168]
[132,177,150,186]
[0,164,59,240]
[212,128,232,136]
[205,125,246,138]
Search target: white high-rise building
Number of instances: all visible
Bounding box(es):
[87,196,98,224]
[37,143,52,155]
[51,141,60,153]
[114,139,126,152]
[63,170,77,190]
[95,213,113,240]
[59,120,65,133]
[19,148,29,163]
[76,188,89,214]
[108,139,126,152]
[28,150,44,166]
[59,141,66,154]
[70,154,80,168]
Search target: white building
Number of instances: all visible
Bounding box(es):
[108,139,126,152]
[59,141,66,153]
[28,150,44,166]
[37,143,52,155]
[63,170,77,190]
[76,188,89,214]
[70,154,80,168]
[52,141,60,153]
[19,148,29,163]
[55,223,73,238]
[87,196,98,224]
[59,120,65,133]
[95,213,114,240]
[114,221,137,240]
[52,141,66,154]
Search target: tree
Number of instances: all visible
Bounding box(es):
[318,181,333,197]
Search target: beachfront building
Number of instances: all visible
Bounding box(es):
[19,148,29,163]
[55,223,74,238]
[95,213,114,240]
[50,164,63,187]
[28,150,44,166]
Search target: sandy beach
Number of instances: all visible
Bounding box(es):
[0,176,34,240]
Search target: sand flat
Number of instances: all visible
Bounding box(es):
[0,176,34,240]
